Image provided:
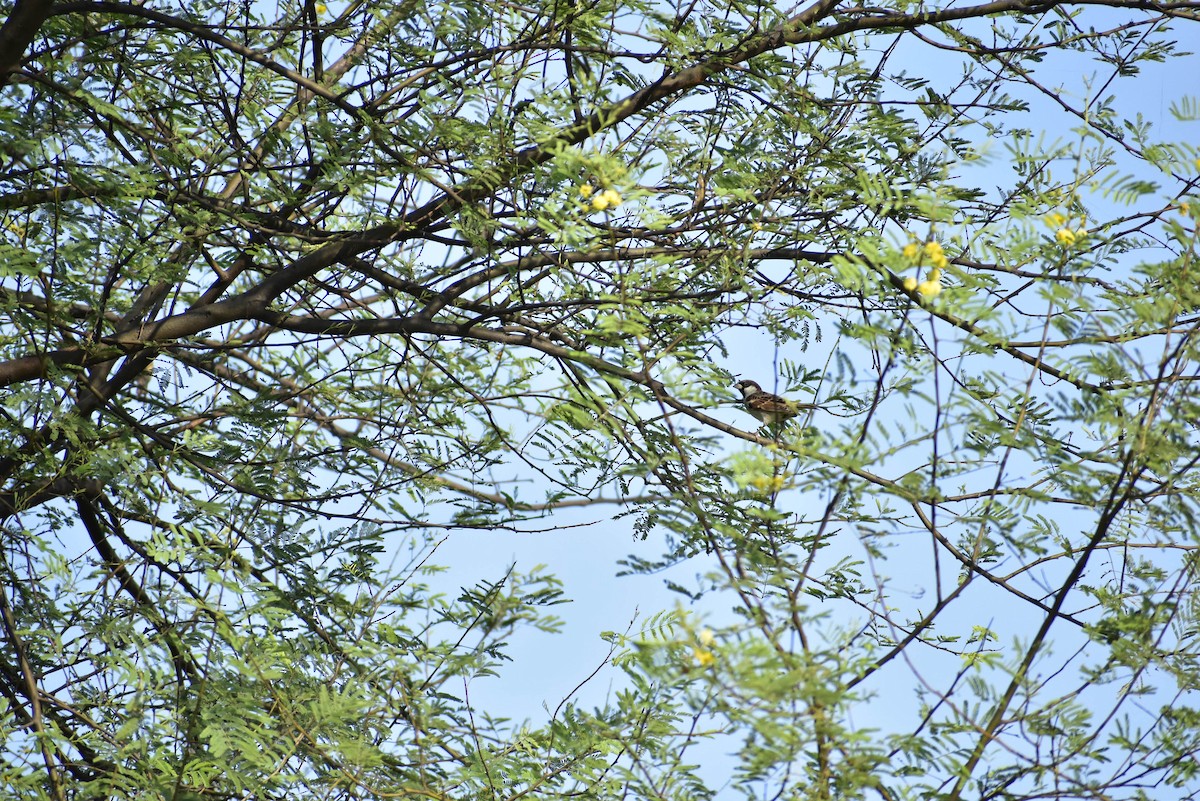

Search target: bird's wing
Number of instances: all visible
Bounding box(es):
[748,392,797,414]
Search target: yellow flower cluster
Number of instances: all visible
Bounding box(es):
[691,629,717,668]
[1045,212,1087,246]
[1055,228,1081,245]
[579,184,622,211]
[748,473,789,493]
[901,240,947,298]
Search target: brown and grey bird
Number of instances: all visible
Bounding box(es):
[734,380,813,425]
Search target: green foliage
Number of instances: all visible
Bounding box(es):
[2,0,1200,799]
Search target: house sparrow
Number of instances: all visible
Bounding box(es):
[734,379,812,425]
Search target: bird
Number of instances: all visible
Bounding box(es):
[733,379,813,425]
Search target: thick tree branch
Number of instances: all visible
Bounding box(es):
[0,0,54,90]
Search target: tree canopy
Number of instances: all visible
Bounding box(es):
[3,0,1200,798]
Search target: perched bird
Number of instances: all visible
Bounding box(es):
[734,379,813,425]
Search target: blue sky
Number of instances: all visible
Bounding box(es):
[8,1,1200,795]
[398,12,1200,787]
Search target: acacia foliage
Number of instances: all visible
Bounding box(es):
[2,0,1200,799]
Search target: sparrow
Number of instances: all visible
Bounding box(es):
[734,379,812,425]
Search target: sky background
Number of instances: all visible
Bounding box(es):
[14,1,1200,795]
[402,13,1200,764]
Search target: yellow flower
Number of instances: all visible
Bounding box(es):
[1194,157,1200,171]
[599,188,622,208]
[315,2,326,12]
[927,268,942,282]
[591,194,611,211]
[917,280,942,298]
[1180,202,1192,215]
[930,252,949,269]
[749,474,788,493]
[578,183,594,198]
[1044,212,1067,228]
[698,629,715,647]
[902,243,920,262]
[692,647,716,668]
[924,240,944,258]
[903,276,918,292]
[751,221,763,231]
[1055,228,1076,245]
